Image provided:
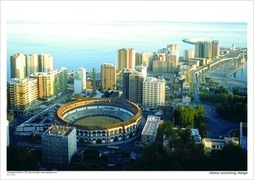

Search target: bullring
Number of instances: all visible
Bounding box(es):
[57,98,142,144]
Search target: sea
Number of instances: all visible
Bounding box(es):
[6,21,247,81]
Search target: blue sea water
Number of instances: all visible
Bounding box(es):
[230,63,247,83]
[7,21,247,80]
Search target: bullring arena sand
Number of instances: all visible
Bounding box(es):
[74,116,122,126]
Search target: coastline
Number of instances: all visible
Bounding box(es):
[205,59,247,88]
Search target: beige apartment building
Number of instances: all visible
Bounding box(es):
[212,40,220,59]
[38,54,54,72]
[100,64,116,91]
[8,78,38,114]
[30,68,67,100]
[11,53,54,79]
[117,48,135,72]
[184,49,195,60]
[26,54,39,76]
[10,53,27,79]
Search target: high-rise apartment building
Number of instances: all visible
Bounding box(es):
[184,49,195,60]
[30,72,55,100]
[101,64,116,91]
[38,54,54,72]
[142,77,166,109]
[203,41,212,59]
[195,41,204,58]
[30,68,67,100]
[26,54,39,76]
[153,60,176,73]
[195,41,219,59]
[10,53,27,79]
[55,68,67,95]
[122,69,132,100]
[135,65,147,78]
[74,68,86,94]
[167,44,179,65]
[42,125,77,166]
[135,51,154,70]
[129,72,144,104]
[212,40,220,59]
[10,53,54,79]
[117,48,135,72]
[92,68,97,94]
[8,78,38,114]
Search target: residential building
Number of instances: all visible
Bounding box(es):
[167,44,180,65]
[212,40,220,59]
[135,65,147,78]
[30,68,67,100]
[184,49,195,60]
[153,60,177,73]
[74,68,86,94]
[142,77,166,109]
[8,78,38,114]
[195,41,219,60]
[203,41,212,59]
[26,54,39,76]
[30,72,55,100]
[101,64,116,91]
[129,71,144,104]
[122,69,132,100]
[202,137,239,153]
[141,115,160,144]
[10,53,27,79]
[42,125,77,166]
[117,48,135,72]
[54,68,67,96]
[92,68,97,94]
[195,41,204,58]
[135,51,154,70]
[38,54,54,72]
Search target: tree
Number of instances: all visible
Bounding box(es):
[7,146,39,170]
[208,144,247,170]
[175,106,195,128]
[194,105,208,137]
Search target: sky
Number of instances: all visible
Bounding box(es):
[2,1,253,23]
[1,1,254,180]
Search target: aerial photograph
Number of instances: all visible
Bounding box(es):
[1,1,253,180]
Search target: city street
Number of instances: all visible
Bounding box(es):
[191,68,239,139]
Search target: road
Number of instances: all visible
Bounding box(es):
[191,69,239,139]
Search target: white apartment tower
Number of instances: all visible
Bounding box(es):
[142,77,166,109]
[74,68,86,94]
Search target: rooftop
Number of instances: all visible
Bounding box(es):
[141,115,160,136]
[45,125,74,137]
